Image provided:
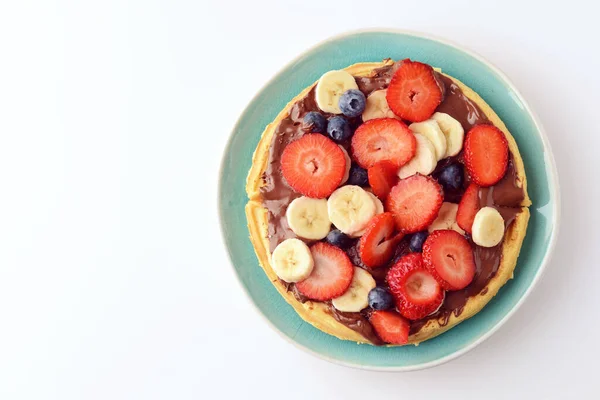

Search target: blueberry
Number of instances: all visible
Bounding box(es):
[302,111,327,133]
[409,231,429,252]
[326,229,352,249]
[327,116,352,142]
[346,164,368,186]
[438,163,464,191]
[368,287,395,310]
[338,89,366,118]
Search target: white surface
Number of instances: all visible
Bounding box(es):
[0,0,598,399]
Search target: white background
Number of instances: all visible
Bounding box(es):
[0,0,598,399]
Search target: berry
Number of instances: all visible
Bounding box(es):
[386,174,444,233]
[456,183,480,234]
[326,229,352,249]
[368,287,395,310]
[438,163,464,191]
[327,116,352,143]
[338,89,366,118]
[296,242,354,301]
[302,111,327,133]
[422,230,476,290]
[367,161,399,200]
[386,60,443,122]
[409,231,429,252]
[370,310,410,345]
[463,124,509,187]
[281,134,346,198]
[347,164,368,186]
[386,253,444,320]
[358,213,401,268]
[351,118,417,168]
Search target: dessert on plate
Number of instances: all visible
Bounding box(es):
[245,59,531,346]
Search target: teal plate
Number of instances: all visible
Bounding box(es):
[219,30,559,371]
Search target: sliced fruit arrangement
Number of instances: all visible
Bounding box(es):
[315,70,359,114]
[422,230,475,290]
[349,191,384,238]
[327,185,377,235]
[370,310,410,345]
[362,90,400,121]
[286,197,331,240]
[271,238,314,283]
[471,206,505,247]
[427,202,465,234]
[332,267,376,312]
[431,112,464,158]
[338,146,352,185]
[456,183,480,233]
[463,124,509,187]
[398,133,437,178]
[296,242,354,301]
[367,160,398,200]
[351,118,416,169]
[358,213,401,268]
[387,253,444,320]
[281,134,346,198]
[409,119,447,161]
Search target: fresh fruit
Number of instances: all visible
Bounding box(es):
[472,206,505,247]
[338,89,366,118]
[368,287,395,310]
[456,183,480,234]
[347,164,368,186]
[386,174,444,233]
[327,185,377,235]
[367,160,399,200]
[409,231,429,252]
[398,133,437,179]
[339,145,351,184]
[315,70,359,114]
[422,230,475,290]
[281,134,346,198]
[409,119,447,161]
[286,197,331,240]
[296,242,354,301]
[302,111,327,133]
[438,163,464,191]
[349,191,384,238]
[432,112,464,157]
[386,253,444,320]
[361,90,400,121]
[358,213,400,268]
[386,60,443,122]
[370,310,410,345]
[428,202,465,234]
[463,124,509,187]
[325,229,352,249]
[327,116,352,143]
[331,267,376,312]
[271,238,314,283]
[351,118,417,168]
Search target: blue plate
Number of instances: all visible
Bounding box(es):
[219,30,560,371]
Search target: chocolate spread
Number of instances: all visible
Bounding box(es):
[258,60,526,344]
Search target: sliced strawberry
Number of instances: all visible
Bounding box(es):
[386,174,444,233]
[463,125,509,187]
[369,310,410,345]
[358,213,402,268]
[456,183,480,234]
[351,118,416,169]
[422,230,475,290]
[281,133,346,198]
[368,161,399,200]
[386,60,443,122]
[296,242,354,301]
[386,253,444,320]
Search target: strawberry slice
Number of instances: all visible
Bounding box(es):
[351,118,416,169]
[386,253,444,320]
[369,310,410,345]
[463,125,509,187]
[368,161,399,200]
[386,174,444,233]
[386,60,443,122]
[358,213,402,268]
[281,134,346,198]
[422,230,475,290]
[296,242,354,301]
[456,183,480,234]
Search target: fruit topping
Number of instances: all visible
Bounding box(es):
[367,160,399,200]
[409,231,429,253]
[302,111,327,133]
[368,287,395,311]
[409,119,447,161]
[358,213,401,268]
[463,124,509,187]
[338,89,366,118]
[351,118,417,168]
[346,164,369,186]
[362,90,400,121]
[271,238,314,283]
[398,133,437,178]
[370,310,410,345]
[422,230,475,290]
[325,229,352,249]
[456,183,480,234]
[315,70,359,114]
[427,202,465,234]
[327,116,353,143]
[327,185,377,235]
[286,197,331,240]
[331,267,376,312]
[431,112,464,158]
[471,206,505,247]
[437,163,464,191]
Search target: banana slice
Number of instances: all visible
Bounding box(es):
[432,112,464,158]
[398,133,437,179]
[350,192,384,238]
[428,202,465,234]
[271,238,314,283]
[327,185,377,235]
[472,206,505,247]
[361,90,400,121]
[339,145,351,185]
[315,70,359,114]
[331,267,377,312]
[286,197,331,240]
[409,119,447,161]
